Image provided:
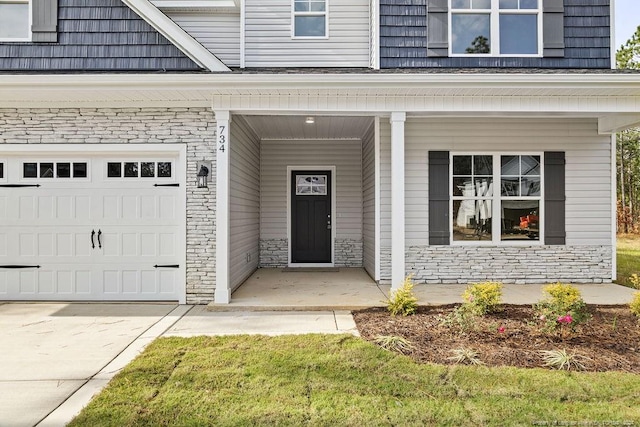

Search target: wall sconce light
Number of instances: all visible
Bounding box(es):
[197,162,210,189]
[305,116,315,124]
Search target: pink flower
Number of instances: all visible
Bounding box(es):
[539,315,546,321]
[557,314,573,324]
[497,326,505,333]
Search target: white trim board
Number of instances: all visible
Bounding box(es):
[286,165,337,267]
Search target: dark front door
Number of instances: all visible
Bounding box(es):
[291,171,332,263]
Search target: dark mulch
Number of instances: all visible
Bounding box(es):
[353,304,640,373]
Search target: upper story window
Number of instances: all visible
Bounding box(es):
[450,0,540,56]
[293,0,327,38]
[0,0,30,41]
[452,154,542,243]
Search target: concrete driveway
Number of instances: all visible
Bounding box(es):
[0,302,182,427]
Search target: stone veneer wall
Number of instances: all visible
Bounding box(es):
[334,239,363,267]
[259,239,288,267]
[378,245,612,284]
[0,107,217,304]
[259,238,363,267]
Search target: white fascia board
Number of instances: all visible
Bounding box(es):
[121,0,230,72]
[1,73,639,111]
[152,1,238,8]
[1,72,639,91]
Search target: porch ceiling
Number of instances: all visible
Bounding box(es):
[242,115,374,140]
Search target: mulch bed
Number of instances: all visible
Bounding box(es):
[353,305,640,373]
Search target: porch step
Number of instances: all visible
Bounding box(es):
[206,302,385,312]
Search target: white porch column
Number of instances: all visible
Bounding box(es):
[214,110,231,303]
[390,112,406,290]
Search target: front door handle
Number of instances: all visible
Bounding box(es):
[91,230,95,249]
[97,230,102,249]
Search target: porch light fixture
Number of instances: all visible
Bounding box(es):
[305,116,315,124]
[197,163,209,189]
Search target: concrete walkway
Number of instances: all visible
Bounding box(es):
[0,282,636,426]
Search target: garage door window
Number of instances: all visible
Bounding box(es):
[22,161,88,179]
[107,161,173,179]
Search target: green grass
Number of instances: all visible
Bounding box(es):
[70,335,640,426]
[617,234,640,288]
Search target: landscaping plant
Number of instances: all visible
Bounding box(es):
[373,335,415,354]
[540,349,590,371]
[386,276,418,316]
[630,292,640,318]
[534,283,590,335]
[448,347,484,365]
[462,281,503,315]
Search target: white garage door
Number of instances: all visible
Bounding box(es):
[0,146,186,302]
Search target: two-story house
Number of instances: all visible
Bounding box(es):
[0,0,638,304]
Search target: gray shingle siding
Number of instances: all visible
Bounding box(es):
[380,0,611,69]
[0,0,201,71]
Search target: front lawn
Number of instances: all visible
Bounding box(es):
[70,335,640,426]
[617,234,640,288]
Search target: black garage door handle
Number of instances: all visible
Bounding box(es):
[0,265,41,269]
[154,264,179,268]
[0,184,41,188]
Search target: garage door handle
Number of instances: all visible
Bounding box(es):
[154,183,179,187]
[91,230,95,249]
[97,230,102,249]
[154,264,179,268]
[0,184,41,188]
[0,265,41,269]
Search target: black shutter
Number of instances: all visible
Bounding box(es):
[32,0,58,42]
[542,0,565,57]
[429,151,450,245]
[427,0,449,57]
[544,152,565,245]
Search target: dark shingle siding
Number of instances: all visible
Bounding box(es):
[380,0,611,69]
[0,0,202,71]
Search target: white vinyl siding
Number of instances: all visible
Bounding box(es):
[362,123,375,278]
[260,139,362,241]
[379,118,611,247]
[167,12,240,67]
[230,117,260,290]
[244,0,370,67]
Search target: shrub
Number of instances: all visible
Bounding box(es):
[373,335,415,353]
[630,292,640,318]
[630,274,640,290]
[386,276,418,316]
[462,281,503,315]
[534,283,590,334]
[540,349,590,371]
[448,348,484,366]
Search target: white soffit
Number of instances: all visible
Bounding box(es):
[121,0,230,72]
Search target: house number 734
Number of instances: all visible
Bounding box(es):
[218,125,227,153]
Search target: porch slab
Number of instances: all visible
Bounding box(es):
[208,268,387,311]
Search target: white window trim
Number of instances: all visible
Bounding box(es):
[449,152,544,246]
[291,0,329,40]
[448,0,542,58]
[0,0,32,42]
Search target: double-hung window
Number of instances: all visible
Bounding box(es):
[293,0,327,38]
[452,154,542,243]
[0,0,30,41]
[450,0,540,56]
